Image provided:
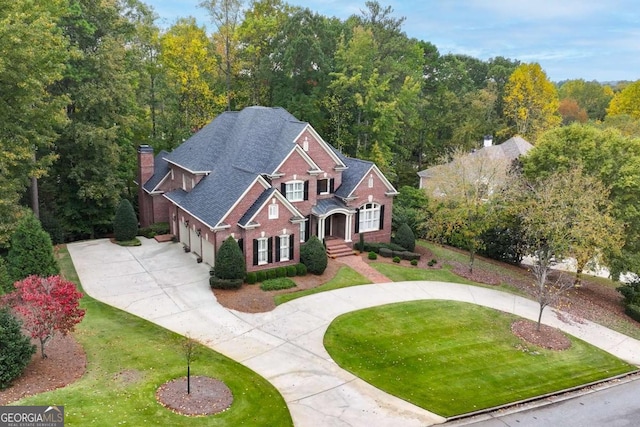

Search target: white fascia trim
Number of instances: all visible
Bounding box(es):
[345,164,398,198]
[148,172,171,194]
[162,193,216,230]
[295,124,347,169]
[218,176,271,227]
[317,207,354,219]
[242,187,305,227]
[271,145,321,176]
[163,158,210,175]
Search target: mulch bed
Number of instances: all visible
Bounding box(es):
[511,319,572,351]
[156,376,233,416]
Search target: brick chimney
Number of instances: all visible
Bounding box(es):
[137,145,155,187]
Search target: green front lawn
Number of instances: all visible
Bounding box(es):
[274,266,369,305]
[12,247,293,427]
[324,300,635,418]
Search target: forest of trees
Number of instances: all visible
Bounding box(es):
[1,0,639,275]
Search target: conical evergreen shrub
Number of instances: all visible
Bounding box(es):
[6,212,59,282]
[393,222,416,251]
[113,199,138,242]
[0,308,36,389]
[300,235,327,275]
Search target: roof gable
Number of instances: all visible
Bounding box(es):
[238,187,304,228]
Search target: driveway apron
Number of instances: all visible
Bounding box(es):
[68,238,640,426]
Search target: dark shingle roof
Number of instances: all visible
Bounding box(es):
[161,107,309,228]
[312,198,354,216]
[143,150,170,192]
[238,188,278,227]
[333,150,374,199]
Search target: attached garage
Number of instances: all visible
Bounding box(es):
[202,234,215,266]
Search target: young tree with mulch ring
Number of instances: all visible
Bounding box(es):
[7,275,85,358]
[0,308,36,389]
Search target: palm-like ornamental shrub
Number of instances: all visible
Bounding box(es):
[0,308,36,389]
[6,212,59,282]
[393,222,416,252]
[300,236,327,275]
[214,236,246,280]
[113,199,138,242]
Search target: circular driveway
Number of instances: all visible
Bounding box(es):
[68,238,640,426]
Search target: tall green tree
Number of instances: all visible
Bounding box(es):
[522,124,640,278]
[509,167,623,328]
[607,80,640,119]
[558,79,613,121]
[41,0,144,239]
[199,0,244,110]
[503,63,561,142]
[0,0,69,245]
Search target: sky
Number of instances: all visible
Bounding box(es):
[146,0,640,83]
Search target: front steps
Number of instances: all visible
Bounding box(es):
[325,238,357,258]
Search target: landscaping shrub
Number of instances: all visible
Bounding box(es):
[286,265,297,277]
[379,247,393,258]
[150,222,170,235]
[399,251,421,261]
[410,259,418,266]
[356,233,365,251]
[138,227,155,239]
[214,236,246,280]
[275,267,286,278]
[428,259,438,267]
[0,308,36,389]
[300,235,327,275]
[267,269,277,280]
[0,257,13,295]
[296,263,307,276]
[246,272,257,284]
[625,304,640,323]
[209,277,243,290]
[361,242,406,253]
[393,256,401,263]
[368,251,377,260]
[617,280,640,305]
[113,199,138,242]
[6,212,59,282]
[260,278,297,291]
[393,223,416,252]
[256,270,267,282]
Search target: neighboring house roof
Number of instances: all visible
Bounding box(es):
[142,150,170,193]
[155,106,393,230]
[417,135,533,180]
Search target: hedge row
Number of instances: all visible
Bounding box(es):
[209,277,243,290]
[138,222,170,238]
[355,241,406,253]
[625,304,640,323]
[246,264,306,284]
[378,248,421,261]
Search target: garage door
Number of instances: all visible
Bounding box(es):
[190,227,200,256]
[179,220,189,246]
[202,236,215,267]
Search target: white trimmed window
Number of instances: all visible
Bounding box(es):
[299,222,306,243]
[280,234,290,261]
[286,181,304,202]
[359,203,380,232]
[257,237,268,265]
[268,203,279,219]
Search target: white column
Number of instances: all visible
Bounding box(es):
[318,217,325,241]
[345,214,353,242]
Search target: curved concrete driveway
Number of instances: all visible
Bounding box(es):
[68,238,640,426]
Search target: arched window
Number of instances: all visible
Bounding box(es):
[358,203,381,232]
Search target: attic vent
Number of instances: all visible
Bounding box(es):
[303,137,309,152]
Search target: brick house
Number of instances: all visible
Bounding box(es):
[137,106,397,272]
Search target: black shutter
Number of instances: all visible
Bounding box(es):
[304,216,310,242]
[329,178,335,193]
[316,181,321,195]
[275,236,281,262]
[379,205,385,230]
[252,239,258,266]
[354,208,360,234]
[289,234,294,259]
[303,180,309,200]
[267,237,273,263]
[238,238,244,254]
[280,183,286,196]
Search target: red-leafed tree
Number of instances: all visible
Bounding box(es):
[8,275,85,359]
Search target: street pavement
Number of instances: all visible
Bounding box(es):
[67,238,640,427]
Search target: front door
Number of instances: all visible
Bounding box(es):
[324,216,331,237]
